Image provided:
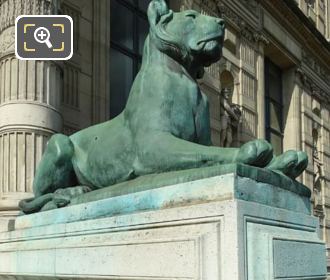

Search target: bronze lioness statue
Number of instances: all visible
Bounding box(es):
[20,0,308,214]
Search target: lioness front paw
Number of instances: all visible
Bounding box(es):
[267,150,308,179]
[236,139,273,167]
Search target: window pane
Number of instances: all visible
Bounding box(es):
[268,78,281,103]
[139,0,152,12]
[110,48,133,118]
[110,0,134,50]
[270,102,282,132]
[268,63,282,103]
[138,17,149,55]
[270,132,283,156]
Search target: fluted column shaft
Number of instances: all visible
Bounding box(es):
[0,0,62,218]
[256,42,266,139]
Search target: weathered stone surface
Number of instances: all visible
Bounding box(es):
[0,175,326,280]
[70,163,311,205]
[12,165,311,230]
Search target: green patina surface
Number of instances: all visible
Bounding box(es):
[19,0,309,214]
[70,164,311,206]
[14,165,311,230]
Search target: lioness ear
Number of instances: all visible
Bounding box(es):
[148,0,170,26]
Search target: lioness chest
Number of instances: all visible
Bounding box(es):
[166,73,211,144]
[127,67,211,145]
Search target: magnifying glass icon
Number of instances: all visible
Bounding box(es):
[34,27,53,49]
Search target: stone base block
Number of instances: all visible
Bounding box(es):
[0,170,326,279]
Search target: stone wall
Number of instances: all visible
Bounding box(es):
[59,0,110,134]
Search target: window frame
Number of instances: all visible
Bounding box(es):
[109,0,169,118]
[265,58,284,155]
[110,0,149,80]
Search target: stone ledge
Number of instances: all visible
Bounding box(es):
[72,163,311,205]
[12,164,311,230]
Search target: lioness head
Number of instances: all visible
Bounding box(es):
[147,0,225,77]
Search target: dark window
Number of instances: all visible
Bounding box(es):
[110,0,151,118]
[265,58,283,156]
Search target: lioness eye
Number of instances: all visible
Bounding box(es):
[186,13,197,19]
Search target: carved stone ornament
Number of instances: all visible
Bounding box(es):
[0,26,15,54]
[220,87,242,147]
[296,67,330,105]
[240,0,258,14]
[302,49,330,87]
[0,0,53,33]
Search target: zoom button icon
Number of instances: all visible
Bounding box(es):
[34,27,53,49]
[15,15,73,60]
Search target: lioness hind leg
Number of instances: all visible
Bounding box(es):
[33,134,77,197]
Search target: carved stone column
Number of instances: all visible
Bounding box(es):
[0,0,62,225]
[256,41,266,139]
[282,67,302,151]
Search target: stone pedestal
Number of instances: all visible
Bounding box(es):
[0,165,326,279]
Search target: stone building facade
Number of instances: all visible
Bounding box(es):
[0,0,330,271]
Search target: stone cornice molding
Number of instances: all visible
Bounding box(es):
[193,0,266,49]
[302,49,330,87]
[0,0,53,33]
[296,68,330,105]
[207,0,267,47]
[239,21,256,43]
[214,1,241,28]
[261,0,330,73]
[240,0,258,15]
[194,0,215,10]
[253,32,270,45]
[213,0,258,19]
[193,1,234,27]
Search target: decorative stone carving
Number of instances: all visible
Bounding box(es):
[220,87,241,147]
[216,1,241,27]
[302,49,330,87]
[239,21,256,43]
[240,0,258,14]
[194,0,262,47]
[311,121,324,212]
[312,122,322,177]
[0,0,53,33]
[194,0,217,14]
[296,68,330,105]
[253,32,270,45]
[0,26,14,54]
